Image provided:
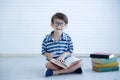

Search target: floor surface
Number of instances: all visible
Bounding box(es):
[0,56,120,80]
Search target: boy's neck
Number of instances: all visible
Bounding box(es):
[52,31,63,41]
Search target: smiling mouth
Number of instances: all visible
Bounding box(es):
[56,28,62,30]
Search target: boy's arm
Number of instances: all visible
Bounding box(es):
[57,52,71,63]
[43,52,54,61]
[42,37,54,61]
[61,52,71,58]
[57,36,73,62]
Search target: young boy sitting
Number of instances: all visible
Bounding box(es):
[41,12,83,77]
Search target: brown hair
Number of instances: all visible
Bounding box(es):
[51,12,68,24]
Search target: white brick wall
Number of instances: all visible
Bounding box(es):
[0,0,120,54]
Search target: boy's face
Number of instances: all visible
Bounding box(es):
[51,18,67,33]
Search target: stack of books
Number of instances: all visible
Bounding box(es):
[90,52,119,72]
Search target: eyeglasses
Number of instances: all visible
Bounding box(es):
[53,22,65,27]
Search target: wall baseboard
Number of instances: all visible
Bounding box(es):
[0,53,120,58]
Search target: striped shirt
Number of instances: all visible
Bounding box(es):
[41,31,73,58]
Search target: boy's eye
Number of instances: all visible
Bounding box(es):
[54,22,65,26]
[54,22,59,25]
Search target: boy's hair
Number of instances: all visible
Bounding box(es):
[51,12,68,24]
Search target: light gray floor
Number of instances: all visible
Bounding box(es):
[0,56,120,80]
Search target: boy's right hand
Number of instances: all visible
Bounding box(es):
[47,54,54,61]
[44,53,54,61]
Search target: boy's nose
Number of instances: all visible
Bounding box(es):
[57,25,62,29]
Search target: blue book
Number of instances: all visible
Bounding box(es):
[91,57,117,64]
[93,66,119,72]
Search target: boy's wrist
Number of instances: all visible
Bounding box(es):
[62,52,71,57]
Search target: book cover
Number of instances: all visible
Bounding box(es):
[93,66,119,72]
[92,62,119,68]
[90,52,114,59]
[91,57,117,64]
[50,56,81,69]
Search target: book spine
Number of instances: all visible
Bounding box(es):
[93,62,119,68]
[90,54,110,59]
[93,66,119,72]
[92,57,117,64]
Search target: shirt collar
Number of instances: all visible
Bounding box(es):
[48,31,67,41]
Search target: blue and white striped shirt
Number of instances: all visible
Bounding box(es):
[42,31,73,58]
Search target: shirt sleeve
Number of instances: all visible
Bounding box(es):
[41,36,48,55]
[67,35,73,53]
[41,41,47,55]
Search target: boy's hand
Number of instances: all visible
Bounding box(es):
[44,52,54,61]
[47,53,54,61]
[57,55,65,63]
[57,52,71,63]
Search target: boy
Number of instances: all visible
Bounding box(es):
[41,12,83,77]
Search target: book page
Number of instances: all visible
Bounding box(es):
[50,59,67,69]
[65,56,80,67]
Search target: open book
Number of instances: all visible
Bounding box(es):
[50,56,81,69]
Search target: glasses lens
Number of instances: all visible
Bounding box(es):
[54,22,65,26]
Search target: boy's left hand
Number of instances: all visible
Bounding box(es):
[57,55,65,63]
[57,52,71,63]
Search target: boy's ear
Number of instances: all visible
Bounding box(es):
[64,24,68,28]
[50,23,54,27]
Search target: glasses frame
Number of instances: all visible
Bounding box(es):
[53,21,66,27]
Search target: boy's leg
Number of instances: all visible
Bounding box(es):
[53,60,83,75]
[44,61,63,77]
[45,61,62,71]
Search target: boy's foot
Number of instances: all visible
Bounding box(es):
[73,67,82,74]
[44,69,53,77]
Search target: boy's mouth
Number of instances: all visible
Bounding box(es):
[56,28,62,30]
